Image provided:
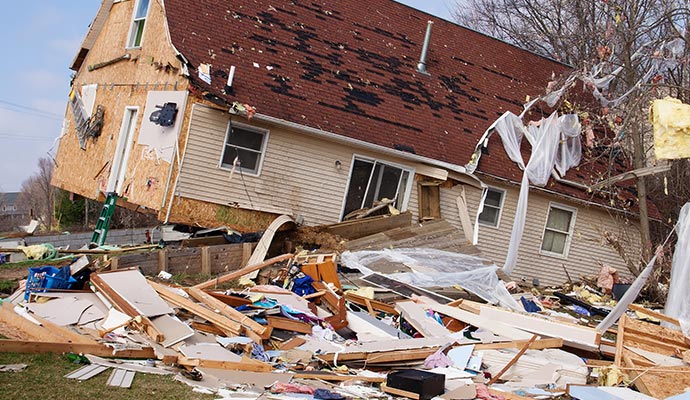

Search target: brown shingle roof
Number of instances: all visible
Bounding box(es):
[164,0,657,217]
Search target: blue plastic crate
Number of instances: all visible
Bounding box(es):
[24,266,76,300]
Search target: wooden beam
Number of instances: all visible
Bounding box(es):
[176,356,271,372]
[200,246,211,275]
[293,371,385,383]
[278,337,306,350]
[193,253,293,290]
[186,287,271,339]
[158,249,167,273]
[148,281,242,336]
[380,383,420,400]
[345,292,399,315]
[628,304,680,326]
[488,335,538,385]
[266,316,312,334]
[0,340,156,359]
[474,337,563,350]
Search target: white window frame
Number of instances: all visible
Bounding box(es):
[126,0,150,49]
[107,106,139,194]
[539,202,577,258]
[218,120,269,177]
[340,155,414,220]
[478,187,506,229]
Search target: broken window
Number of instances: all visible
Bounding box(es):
[342,158,411,219]
[220,122,268,175]
[127,0,150,48]
[540,203,576,257]
[478,187,505,227]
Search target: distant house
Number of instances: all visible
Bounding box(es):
[0,192,30,229]
[52,0,651,285]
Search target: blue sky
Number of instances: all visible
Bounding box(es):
[0,1,454,192]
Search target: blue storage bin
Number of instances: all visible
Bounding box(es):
[24,266,78,300]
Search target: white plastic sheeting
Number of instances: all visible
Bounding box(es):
[494,112,581,274]
[664,202,690,336]
[340,248,520,310]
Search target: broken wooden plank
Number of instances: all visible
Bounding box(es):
[425,303,533,341]
[176,355,271,372]
[487,335,538,385]
[278,337,306,350]
[293,371,385,383]
[266,316,312,334]
[479,305,600,351]
[187,287,271,339]
[628,304,681,326]
[193,253,293,290]
[148,281,242,336]
[0,340,156,359]
[312,281,348,330]
[380,383,420,400]
[473,338,563,351]
[395,301,451,337]
[345,292,399,315]
[362,273,452,304]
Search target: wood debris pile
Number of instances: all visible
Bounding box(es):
[0,215,688,400]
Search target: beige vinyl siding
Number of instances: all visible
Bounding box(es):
[176,104,422,226]
[439,182,641,286]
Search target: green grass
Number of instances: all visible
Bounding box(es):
[0,353,216,400]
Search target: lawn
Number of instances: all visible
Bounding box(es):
[0,352,216,400]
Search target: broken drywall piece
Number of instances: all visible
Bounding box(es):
[25,297,94,326]
[447,345,474,370]
[100,308,133,336]
[138,90,188,163]
[179,343,243,362]
[568,385,658,400]
[96,270,173,317]
[151,314,194,347]
[396,301,452,338]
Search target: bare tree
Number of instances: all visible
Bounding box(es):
[455,0,690,267]
[18,157,56,231]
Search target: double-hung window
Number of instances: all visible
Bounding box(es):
[220,122,268,175]
[478,187,505,227]
[540,203,577,257]
[127,0,150,48]
[342,158,412,219]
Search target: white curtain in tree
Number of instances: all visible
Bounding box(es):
[494,111,581,274]
[665,202,690,335]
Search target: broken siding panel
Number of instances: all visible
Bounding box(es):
[440,182,640,286]
[176,104,427,226]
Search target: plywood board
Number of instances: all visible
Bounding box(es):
[396,301,452,337]
[97,270,173,317]
[479,306,600,351]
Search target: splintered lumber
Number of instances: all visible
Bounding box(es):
[395,301,451,337]
[266,316,312,334]
[316,337,449,364]
[628,304,681,326]
[176,355,271,372]
[278,337,306,350]
[293,371,386,383]
[186,287,271,339]
[479,305,600,351]
[89,271,165,342]
[0,340,156,358]
[380,383,420,400]
[193,253,293,290]
[345,292,399,315]
[487,335,538,385]
[0,302,76,342]
[312,281,348,330]
[473,338,563,351]
[623,315,689,356]
[623,350,690,399]
[148,281,242,337]
[205,291,252,307]
[425,303,533,341]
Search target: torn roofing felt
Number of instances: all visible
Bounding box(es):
[162,0,655,215]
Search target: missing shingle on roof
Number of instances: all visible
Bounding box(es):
[451,56,476,67]
[481,66,523,83]
[317,101,421,132]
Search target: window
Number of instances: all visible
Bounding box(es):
[540,203,577,257]
[478,187,505,227]
[127,0,150,48]
[220,122,268,175]
[342,158,412,219]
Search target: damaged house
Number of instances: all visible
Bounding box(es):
[52,0,650,285]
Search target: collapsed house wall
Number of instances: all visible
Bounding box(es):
[439,180,641,286]
[52,0,190,212]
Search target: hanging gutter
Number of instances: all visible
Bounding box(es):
[252,112,472,177]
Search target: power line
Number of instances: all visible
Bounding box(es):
[0,101,64,121]
[0,100,63,118]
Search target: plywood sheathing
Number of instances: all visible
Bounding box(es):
[52,0,189,212]
[161,195,280,232]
